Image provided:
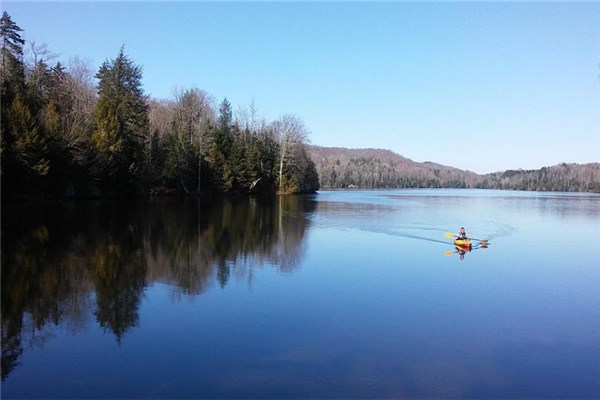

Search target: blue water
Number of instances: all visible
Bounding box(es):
[2,189,599,398]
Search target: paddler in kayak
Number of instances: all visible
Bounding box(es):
[456,228,470,260]
[454,227,472,251]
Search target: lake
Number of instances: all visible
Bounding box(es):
[2,189,599,398]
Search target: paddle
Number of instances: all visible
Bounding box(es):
[444,232,488,243]
[470,237,489,243]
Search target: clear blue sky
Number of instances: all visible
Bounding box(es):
[5,1,599,173]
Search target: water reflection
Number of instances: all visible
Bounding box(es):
[1,196,315,379]
[445,243,489,260]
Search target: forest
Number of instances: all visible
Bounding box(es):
[0,12,319,200]
[2,11,597,200]
[309,146,600,193]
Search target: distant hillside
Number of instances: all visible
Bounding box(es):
[308,146,480,189]
[479,163,600,192]
[307,146,600,193]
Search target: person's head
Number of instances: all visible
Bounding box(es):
[460,227,465,234]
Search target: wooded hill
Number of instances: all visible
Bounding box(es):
[308,146,600,193]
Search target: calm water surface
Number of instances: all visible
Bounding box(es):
[2,189,600,398]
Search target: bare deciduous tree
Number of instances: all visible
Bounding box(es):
[272,114,309,192]
[235,98,269,140]
[148,98,174,137]
[63,56,96,164]
[25,40,58,67]
[171,87,215,192]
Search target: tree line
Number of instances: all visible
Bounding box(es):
[309,146,600,193]
[478,163,600,192]
[0,12,319,200]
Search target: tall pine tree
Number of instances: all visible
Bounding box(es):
[92,47,149,195]
[0,11,25,97]
[1,11,28,198]
[206,98,235,192]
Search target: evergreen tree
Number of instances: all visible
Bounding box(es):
[91,47,149,195]
[218,97,232,133]
[0,11,27,198]
[230,134,248,190]
[39,100,71,196]
[0,11,25,96]
[163,129,195,193]
[9,93,47,190]
[206,98,235,192]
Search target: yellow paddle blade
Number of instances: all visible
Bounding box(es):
[444,251,455,256]
[444,232,455,238]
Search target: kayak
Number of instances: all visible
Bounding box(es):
[454,238,472,249]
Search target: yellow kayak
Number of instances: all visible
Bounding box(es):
[454,238,472,249]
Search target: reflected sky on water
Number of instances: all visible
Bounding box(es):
[2,190,600,398]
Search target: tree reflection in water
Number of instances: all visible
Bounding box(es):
[1,196,315,379]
